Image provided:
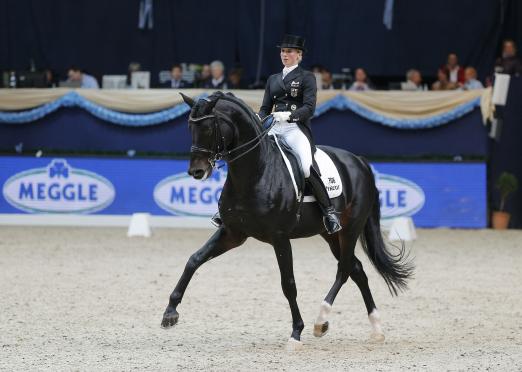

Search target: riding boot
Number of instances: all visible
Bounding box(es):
[210,212,222,227]
[307,166,342,234]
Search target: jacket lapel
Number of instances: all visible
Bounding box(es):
[276,72,286,92]
[283,66,302,86]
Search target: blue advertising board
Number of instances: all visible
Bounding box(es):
[0,156,486,228]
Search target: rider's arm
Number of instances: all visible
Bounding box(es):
[259,76,274,119]
[288,71,317,123]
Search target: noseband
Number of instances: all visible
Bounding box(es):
[188,99,274,169]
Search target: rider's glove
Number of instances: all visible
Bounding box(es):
[273,111,292,123]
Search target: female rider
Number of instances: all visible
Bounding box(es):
[212,34,341,234]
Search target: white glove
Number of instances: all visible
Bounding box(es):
[273,111,291,123]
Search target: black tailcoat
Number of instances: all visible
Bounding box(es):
[259,66,317,149]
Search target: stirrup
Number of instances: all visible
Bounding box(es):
[323,208,341,234]
[210,212,222,228]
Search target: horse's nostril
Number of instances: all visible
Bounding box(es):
[190,169,205,179]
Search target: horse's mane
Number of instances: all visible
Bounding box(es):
[193,92,263,135]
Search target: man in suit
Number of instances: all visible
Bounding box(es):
[168,64,192,89]
[213,34,340,234]
[202,60,228,89]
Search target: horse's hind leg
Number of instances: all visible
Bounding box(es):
[313,228,359,337]
[351,256,385,342]
[161,227,246,328]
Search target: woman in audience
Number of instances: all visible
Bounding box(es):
[431,68,457,90]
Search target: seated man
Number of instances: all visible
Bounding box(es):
[202,60,228,89]
[460,67,484,90]
[67,66,99,89]
[168,64,192,88]
[445,53,465,84]
[401,69,423,91]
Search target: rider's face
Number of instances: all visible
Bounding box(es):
[280,48,301,67]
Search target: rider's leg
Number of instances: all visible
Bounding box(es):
[283,124,341,234]
[307,166,342,234]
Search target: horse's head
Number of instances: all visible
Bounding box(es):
[182,92,234,180]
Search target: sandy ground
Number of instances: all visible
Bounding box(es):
[0,226,521,371]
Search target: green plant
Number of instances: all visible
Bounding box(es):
[496,172,519,211]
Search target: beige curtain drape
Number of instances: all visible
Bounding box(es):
[0,88,488,120]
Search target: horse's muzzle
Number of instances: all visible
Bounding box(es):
[188,166,211,180]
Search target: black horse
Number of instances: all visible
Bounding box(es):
[161,92,413,349]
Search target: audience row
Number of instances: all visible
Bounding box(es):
[3,39,520,91]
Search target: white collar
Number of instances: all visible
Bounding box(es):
[212,76,224,85]
[282,64,299,77]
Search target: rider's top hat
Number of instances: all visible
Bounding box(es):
[277,34,306,52]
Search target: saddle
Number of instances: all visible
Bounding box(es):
[270,134,343,202]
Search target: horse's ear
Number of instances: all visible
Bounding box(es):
[180,92,195,107]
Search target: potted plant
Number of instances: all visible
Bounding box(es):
[492,172,519,229]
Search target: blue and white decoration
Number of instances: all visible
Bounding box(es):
[0,92,480,129]
[0,157,486,227]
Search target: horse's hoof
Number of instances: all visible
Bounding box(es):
[313,321,329,337]
[370,332,385,343]
[286,337,303,352]
[161,309,179,329]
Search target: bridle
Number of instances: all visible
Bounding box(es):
[188,99,275,169]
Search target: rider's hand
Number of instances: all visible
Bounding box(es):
[273,111,291,123]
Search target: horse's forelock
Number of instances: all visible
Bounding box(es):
[192,93,223,118]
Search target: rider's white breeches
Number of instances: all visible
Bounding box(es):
[269,120,312,178]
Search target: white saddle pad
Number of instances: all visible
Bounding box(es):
[271,134,343,202]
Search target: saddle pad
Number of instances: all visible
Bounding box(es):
[271,134,343,202]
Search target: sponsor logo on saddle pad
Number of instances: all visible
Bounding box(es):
[154,168,226,216]
[2,159,115,213]
[373,168,425,219]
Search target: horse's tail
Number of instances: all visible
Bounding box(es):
[359,159,414,296]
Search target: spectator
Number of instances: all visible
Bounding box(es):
[196,64,211,87]
[202,60,228,89]
[44,68,57,88]
[227,67,246,89]
[460,67,484,90]
[321,68,342,90]
[168,64,191,88]
[445,53,465,84]
[402,69,423,90]
[495,39,522,75]
[310,64,324,74]
[349,68,372,91]
[67,66,99,89]
[431,68,457,90]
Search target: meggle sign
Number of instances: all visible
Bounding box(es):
[374,170,425,219]
[2,159,115,214]
[154,169,226,216]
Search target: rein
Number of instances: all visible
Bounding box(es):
[189,99,275,169]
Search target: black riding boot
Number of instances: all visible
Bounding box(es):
[211,212,222,227]
[307,166,342,234]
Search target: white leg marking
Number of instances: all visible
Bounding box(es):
[315,301,332,325]
[368,309,385,342]
[286,337,303,351]
[313,301,332,337]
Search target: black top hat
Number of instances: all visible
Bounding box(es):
[277,34,306,52]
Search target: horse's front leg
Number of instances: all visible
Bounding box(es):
[161,227,246,328]
[272,235,305,351]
